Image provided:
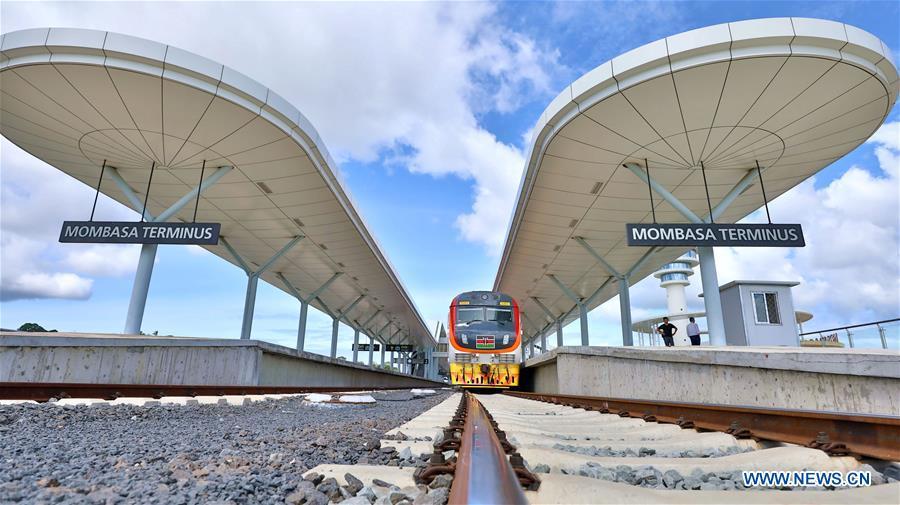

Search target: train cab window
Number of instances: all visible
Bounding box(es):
[486,308,513,327]
[456,307,483,325]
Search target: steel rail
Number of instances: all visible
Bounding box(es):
[448,392,530,505]
[0,382,416,402]
[505,391,900,461]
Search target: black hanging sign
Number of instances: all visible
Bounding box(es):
[626,223,804,247]
[386,344,415,352]
[59,221,220,245]
[352,343,381,351]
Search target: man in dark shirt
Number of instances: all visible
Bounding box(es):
[657,317,677,347]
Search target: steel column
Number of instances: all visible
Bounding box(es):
[330,318,340,358]
[352,327,366,361]
[618,276,633,346]
[574,237,636,346]
[238,236,304,340]
[240,274,260,340]
[356,310,381,363]
[547,274,589,345]
[296,301,309,351]
[111,166,233,335]
[531,297,561,349]
[368,335,375,365]
[698,246,726,345]
[124,244,158,334]
[577,303,589,346]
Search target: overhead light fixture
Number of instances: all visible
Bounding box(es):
[292,218,305,227]
[256,181,273,194]
[337,262,345,268]
[568,219,578,228]
[553,245,561,252]
[590,182,604,194]
[320,244,328,250]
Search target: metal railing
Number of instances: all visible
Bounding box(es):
[800,318,899,350]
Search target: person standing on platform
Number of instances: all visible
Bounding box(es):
[657,317,677,347]
[686,317,701,346]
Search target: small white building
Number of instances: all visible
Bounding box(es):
[708,280,801,346]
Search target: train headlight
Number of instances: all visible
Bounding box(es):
[460,333,468,344]
[503,334,510,345]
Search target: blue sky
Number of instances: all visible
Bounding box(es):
[1,1,898,354]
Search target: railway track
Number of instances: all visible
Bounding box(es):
[302,391,899,504]
[4,383,898,503]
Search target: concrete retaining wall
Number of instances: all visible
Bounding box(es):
[522,346,900,415]
[0,332,440,389]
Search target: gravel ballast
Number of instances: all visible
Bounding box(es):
[0,390,451,503]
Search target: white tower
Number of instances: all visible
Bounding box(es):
[652,250,699,345]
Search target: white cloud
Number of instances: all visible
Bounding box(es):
[1,272,92,302]
[61,246,141,277]
[715,122,899,327]
[0,139,139,301]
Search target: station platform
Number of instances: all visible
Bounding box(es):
[0,332,439,388]
[521,346,900,416]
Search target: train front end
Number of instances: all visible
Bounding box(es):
[447,291,522,387]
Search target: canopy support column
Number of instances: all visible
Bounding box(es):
[125,244,157,335]
[330,294,366,358]
[108,165,232,335]
[224,235,304,340]
[377,321,391,367]
[618,277,633,346]
[573,237,633,346]
[351,328,360,362]
[548,274,589,345]
[532,297,562,350]
[355,310,381,363]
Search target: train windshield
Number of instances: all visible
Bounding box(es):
[456,307,483,325]
[486,308,513,327]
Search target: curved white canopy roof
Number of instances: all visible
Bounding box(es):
[0,28,433,346]
[494,18,898,338]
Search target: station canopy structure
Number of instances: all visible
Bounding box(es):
[494,18,898,348]
[0,28,433,350]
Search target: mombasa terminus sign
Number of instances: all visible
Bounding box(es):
[626,223,805,247]
[60,221,221,245]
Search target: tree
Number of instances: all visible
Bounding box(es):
[17,323,47,332]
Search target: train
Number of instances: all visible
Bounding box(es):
[447,291,522,387]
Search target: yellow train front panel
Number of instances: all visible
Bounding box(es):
[451,363,519,387]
